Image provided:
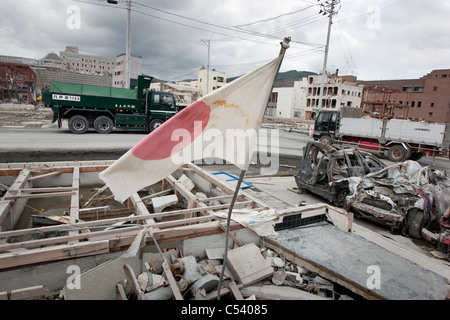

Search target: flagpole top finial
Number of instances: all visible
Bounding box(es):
[281,37,291,49]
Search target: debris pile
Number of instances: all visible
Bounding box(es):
[103,242,354,301]
[348,160,450,258]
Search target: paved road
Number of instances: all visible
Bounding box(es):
[0,127,449,170]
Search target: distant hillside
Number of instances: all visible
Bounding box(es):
[227,70,317,87]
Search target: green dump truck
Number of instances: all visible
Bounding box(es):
[42,76,177,134]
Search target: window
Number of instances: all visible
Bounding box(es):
[411,101,415,108]
[431,103,435,108]
[418,101,422,108]
[433,86,438,91]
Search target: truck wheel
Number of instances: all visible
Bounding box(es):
[319,135,332,145]
[149,119,164,132]
[388,145,407,162]
[94,116,114,134]
[68,115,89,134]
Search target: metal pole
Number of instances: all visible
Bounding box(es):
[201,39,211,95]
[216,169,246,300]
[125,0,131,89]
[216,37,290,300]
[318,0,336,111]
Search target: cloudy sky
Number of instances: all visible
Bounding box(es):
[1,0,449,82]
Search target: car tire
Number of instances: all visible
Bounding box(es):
[406,208,424,239]
[68,115,89,134]
[334,188,349,208]
[319,135,332,145]
[94,116,114,134]
[149,119,164,132]
[388,145,407,162]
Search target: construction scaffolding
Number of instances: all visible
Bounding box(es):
[361,86,411,119]
[0,62,37,104]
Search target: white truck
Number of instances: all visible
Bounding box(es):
[313,107,450,162]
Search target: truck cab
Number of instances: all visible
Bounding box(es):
[313,110,339,144]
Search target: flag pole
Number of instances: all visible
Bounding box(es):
[216,37,290,300]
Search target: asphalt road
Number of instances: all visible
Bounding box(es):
[1,126,449,170]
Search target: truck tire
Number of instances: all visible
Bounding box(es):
[94,116,114,134]
[406,208,424,239]
[68,115,89,134]
[388,145,407,162]
[319,135,332,145]
[149,119,164,132]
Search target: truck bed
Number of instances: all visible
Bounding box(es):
[50,82,137,100]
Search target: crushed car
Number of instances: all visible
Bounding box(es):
[294,141,386,207]
[347,160,450,246]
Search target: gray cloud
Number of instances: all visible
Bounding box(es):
[1,0,449,81]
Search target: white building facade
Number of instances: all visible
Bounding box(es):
[59,46,116,75]
[113,53,143,88]
[192,68,227,96]
[303,74,364,119]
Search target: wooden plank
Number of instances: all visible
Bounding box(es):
[129,193,157,228]
[228,281,244,300]
[0,240,110,271]
[8,285,46,300]
[0,169,32,226]
[218,223,244,247]
[4,191,76,200]
[20,187,77,193]
[69,165,80,243]
[27,171,62,182]
[162,260,183,300]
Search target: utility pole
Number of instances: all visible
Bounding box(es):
[107,0,132,89]
[317,0,340,111]
[201,39,211,95]
[125,0,131,89]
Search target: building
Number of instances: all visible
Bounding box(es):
[266,82,306,118]
[150,82,201,109]
[0,62,37,104]
[192,68,227,96]
[113,53,142,88]
[267,73,363,120]
[39,53,65,70]
[303,74,364,120]
[59,46,116,75]
[358,69,450,123]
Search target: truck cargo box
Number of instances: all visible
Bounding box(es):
[385,119,446,146]
[339,118,383,139]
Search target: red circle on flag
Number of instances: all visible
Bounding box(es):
[131,101,211,160]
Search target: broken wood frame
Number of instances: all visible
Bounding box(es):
[0,161,271,271]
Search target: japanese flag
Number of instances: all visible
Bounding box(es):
[100,53,284,203]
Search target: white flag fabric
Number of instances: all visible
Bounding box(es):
[99,54,284,203]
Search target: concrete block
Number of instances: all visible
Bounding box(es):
[226,243,273,286]
[152,194,179,213]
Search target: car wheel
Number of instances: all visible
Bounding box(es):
[388,145,407,162]
[319,135,332,145]
[149,119,164,132]
[94,116,114,134]
[406,208,424,239]
[334,188,349,208]
[68,115,89,134]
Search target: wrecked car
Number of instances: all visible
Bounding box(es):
[294,141,386,207]
[347,160,450,242]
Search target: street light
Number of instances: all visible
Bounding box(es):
[107,0,131,89]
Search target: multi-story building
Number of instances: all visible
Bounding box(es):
[112,53,142,88]
[191,68,227,96]
[358,69,450,123]
[59,46,116,75]
[150,82,201,109]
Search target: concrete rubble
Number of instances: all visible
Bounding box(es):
[0,160,449,300]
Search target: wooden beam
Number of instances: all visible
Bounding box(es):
[0,240,110,271]
[0,169,32,226]
[69,164,80,243]
[228,281,244,300]
[129,193,157,229]
[27,171,62,182]
[162,260,183,300]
